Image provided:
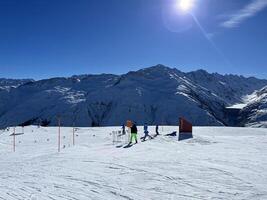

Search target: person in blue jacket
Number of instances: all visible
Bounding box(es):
[141,123,153,141]
[155,124,160,136]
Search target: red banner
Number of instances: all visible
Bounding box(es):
[179,117,192,133]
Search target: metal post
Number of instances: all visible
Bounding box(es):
[73,124,75,146]
[58,117,61,152]
[125,129,128,144]
[128,127,131,143]
[13,127,16,152]
[115,131,118,143]
[112,131,115,145]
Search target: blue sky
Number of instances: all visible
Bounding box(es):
[0,0,267,80]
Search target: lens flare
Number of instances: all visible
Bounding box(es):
[178,0,194,12]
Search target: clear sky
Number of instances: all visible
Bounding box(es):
[0,0,267,80]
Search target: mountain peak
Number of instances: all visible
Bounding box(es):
[138,64,183,75]
[141,64,170,71]
[192,69,209,74]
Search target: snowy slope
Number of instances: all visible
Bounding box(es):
[186,70,266,104]
[239,86,267,127]
[0,126,266,200]
[0,79,34,118]
[0,65,267,128]
[0,78,33,91]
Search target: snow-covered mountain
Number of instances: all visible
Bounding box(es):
[238,86,267,127]
[0,78,33,91]
[0,65,266,128]
[0,79,34,121]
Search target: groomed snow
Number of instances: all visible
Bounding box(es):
[0,126,267,200]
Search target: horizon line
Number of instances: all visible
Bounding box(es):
[0,64,266,81]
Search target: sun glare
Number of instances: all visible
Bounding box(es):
[178,0,194,12]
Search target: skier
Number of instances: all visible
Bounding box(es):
[155,124,160,136]
[122,124,126,135]
[128,122,138,145]
[141,123,153,141]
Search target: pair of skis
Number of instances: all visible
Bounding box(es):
[116,143,137,148]
[116,135,157,148]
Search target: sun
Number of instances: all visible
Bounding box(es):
[178,0,195,12]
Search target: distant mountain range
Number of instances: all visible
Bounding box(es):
[0,65,267,128]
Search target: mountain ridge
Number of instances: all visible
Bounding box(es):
[0,64,267,128]
[2,64,266,82]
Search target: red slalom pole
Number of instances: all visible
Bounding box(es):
[58,117,61,152]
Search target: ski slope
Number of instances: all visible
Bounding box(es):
[0,126,266,200]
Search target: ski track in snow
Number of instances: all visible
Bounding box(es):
[0,126,266,200]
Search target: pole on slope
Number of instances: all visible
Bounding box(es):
[13,127,16,152]
[72,122,75,146]
[58,116,61,152]
[162,119,164,132]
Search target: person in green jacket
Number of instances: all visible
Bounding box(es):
[129,122,138,145]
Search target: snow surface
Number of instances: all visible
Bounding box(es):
[0,126,267,200]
